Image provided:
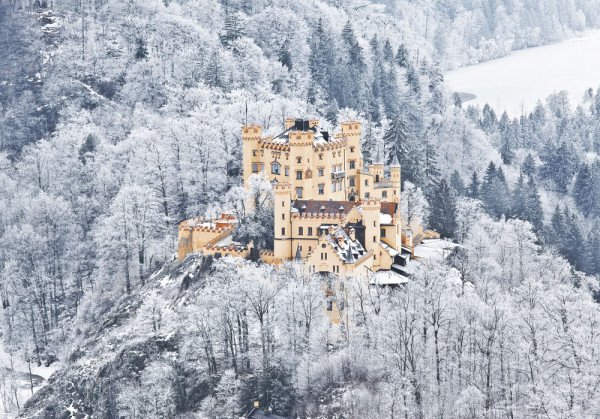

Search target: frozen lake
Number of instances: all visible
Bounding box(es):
[445,30,600,117]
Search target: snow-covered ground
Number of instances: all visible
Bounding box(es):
[0,338,59,418]
[445,30,600,117]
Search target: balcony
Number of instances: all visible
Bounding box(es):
[331,171,346,180]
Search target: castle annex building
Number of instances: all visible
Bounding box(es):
[178,119,437,276]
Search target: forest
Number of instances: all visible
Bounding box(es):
[1,0,600,417]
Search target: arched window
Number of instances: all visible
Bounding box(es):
[271,162,281,175]
[296,156,302,164]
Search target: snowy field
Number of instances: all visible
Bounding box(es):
[445,30,600,116]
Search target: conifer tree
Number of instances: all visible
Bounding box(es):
[511,173,526,219]
[500,135,514,165]
[395,44,408,67]
[468,171,480,199]
[586,218,600,274]
[428,178,457,239]
[524,176,544,231]
[449,170,465,195]
[522,153,536,178]
[574,163,594,216]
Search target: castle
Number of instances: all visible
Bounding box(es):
[178,118,437,275]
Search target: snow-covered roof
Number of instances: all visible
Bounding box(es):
[325,226,367,264]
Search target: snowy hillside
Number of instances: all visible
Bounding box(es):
[2,0,600,417]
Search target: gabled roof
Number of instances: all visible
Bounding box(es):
[325,226,367,263]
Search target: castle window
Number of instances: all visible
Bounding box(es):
[252,150,257,156]
[338,180,342,190]
[296,187,303,198]
[318,167,324,176]
[318,184,324,195]
[282,201,285,207]
[394,190,397,195]
[365,192,370,198]
[282,214,285,220]
[285,167,289,176]
[296,170,303,180]
[322,243,326,248]
[349,177,355,187]
[300,246,303,251]
[365,179,369,186]
[308,227,313,236]
[282,228,286,236]
[319,153,323,160]
[373,236,376,242]
[272,163,281,175]
[350,146,355,153]
[285,153,289,160]
[382,191,387,198]
[376,175,380,182]
[381,228,386,237]
[349,160,355,169]
[309,246,312,252]
[296,157,302,164]
[299,227,303,235]
[252,163,259,173]
[332,181,336,192]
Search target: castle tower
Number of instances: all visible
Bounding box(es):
[341,120,362,168]
[390,154,401,204]
[361,198,381,254]
[371,146,384,183]
[242,124,263,188]
[273,182,293,260]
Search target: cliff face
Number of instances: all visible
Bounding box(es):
[19,254,211,418]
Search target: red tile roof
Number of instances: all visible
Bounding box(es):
[380,202,398,215]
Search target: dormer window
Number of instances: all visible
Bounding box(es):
[271,162,281,175]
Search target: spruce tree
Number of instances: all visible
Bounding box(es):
[395,44,408,67]
[468,171,480,199]
[574,163,594,216]
[500,135,514,165]
[522,153,536,178]
[428,178,458,239]
[524,176,544,231]
[586,218,600,274]
[450,170,465,195]
[383,39,394,63]
[511,173,526,219]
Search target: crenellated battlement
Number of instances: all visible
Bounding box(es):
[273,182,292,194]
[242,125,262,140]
